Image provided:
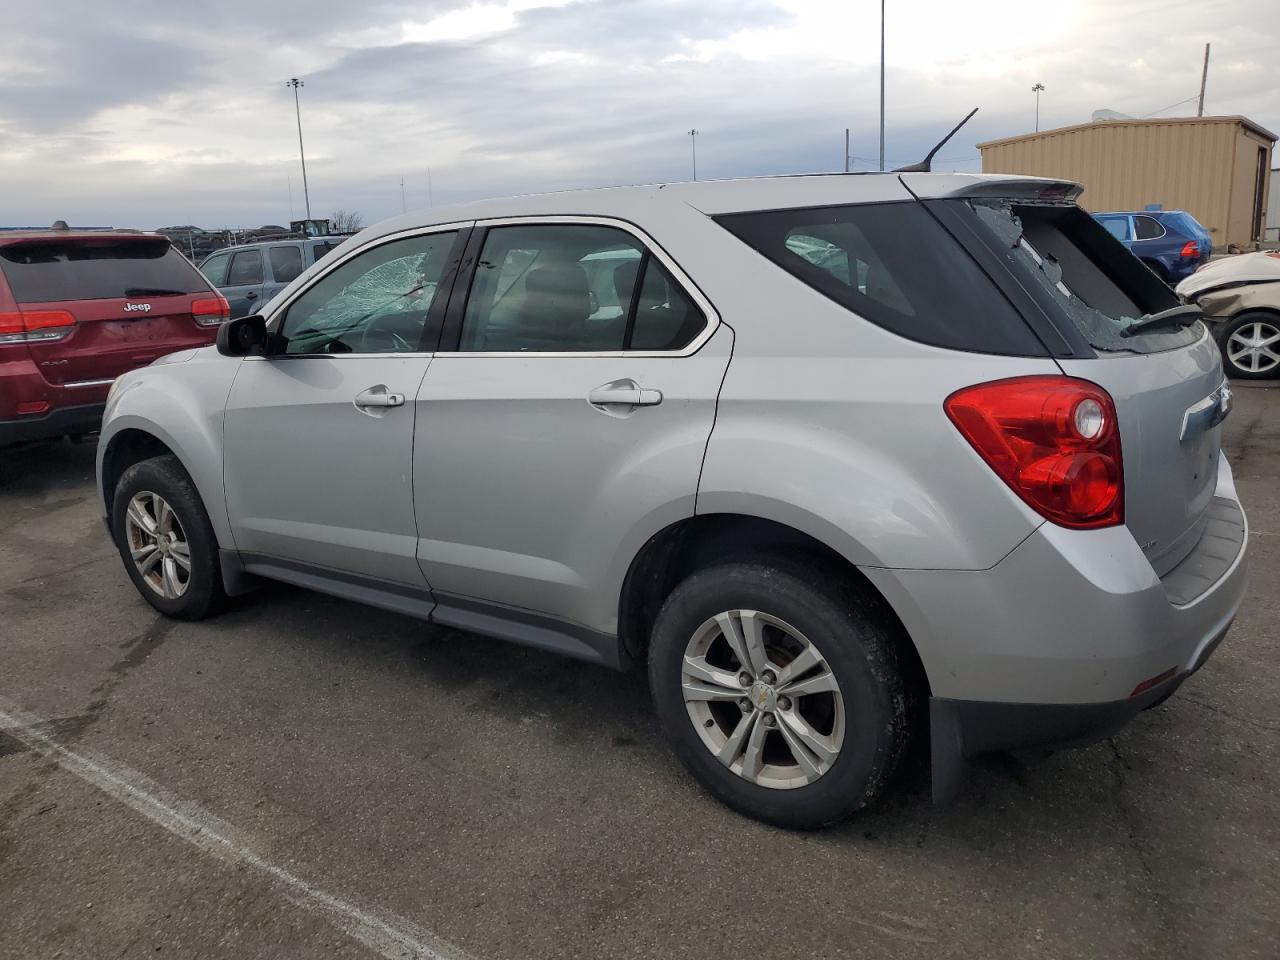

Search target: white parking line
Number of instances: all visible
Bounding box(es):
[0,695,471,960]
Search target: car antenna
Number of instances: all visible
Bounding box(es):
[893,107,979,173]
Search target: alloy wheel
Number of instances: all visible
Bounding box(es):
[1227,321,1280,375]
[682,609,845,790]
[124,491,192,599]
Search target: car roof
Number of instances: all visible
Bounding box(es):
[203,236,349,257]
[350,172,1078,246]
[1094,209,1189,217]
[0,229,160,246]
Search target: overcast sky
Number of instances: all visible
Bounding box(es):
[1,0,1275,229]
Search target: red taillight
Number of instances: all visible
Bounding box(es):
[944,376,1124,529]
[191,296,231,326]
[1179,240,1199,259]
[0,309,76,344]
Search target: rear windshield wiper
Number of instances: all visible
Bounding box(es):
[123,287,188,297]
[1120,304,1203,338]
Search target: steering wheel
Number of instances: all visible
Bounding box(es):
[359,311,421,353]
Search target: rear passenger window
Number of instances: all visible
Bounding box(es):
[716,202,1043,355]
[459,224,705,353]
[269,245,305,283]
[311,242,335,263]
[1098,217,1130,241]
[1134,216,1165,240]
[227,250,263,286]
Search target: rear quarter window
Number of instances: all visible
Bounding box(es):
[714,202,1046,356]
[0,238,207,303]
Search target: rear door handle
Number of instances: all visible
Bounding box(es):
[354,385,405,413]
[588,379,662,409]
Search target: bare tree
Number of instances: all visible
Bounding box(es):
[329,209,365,234]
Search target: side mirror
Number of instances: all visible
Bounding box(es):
[217,314,268,357]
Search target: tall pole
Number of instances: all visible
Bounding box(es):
[286,78,311,219]
[1197,43,1210,116]
[878,0,885,171]
[688,128,699,180]
[427,166,434,207]
[844,128,850,173]
[1032,83,1045,131]
[400,176,406,214]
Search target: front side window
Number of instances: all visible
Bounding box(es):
[279,231,458,355]
[227,250,263,286]
[459,224,705,352]
[200,253,230,287]
[269,244,305,283]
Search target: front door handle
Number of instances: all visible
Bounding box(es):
[588,379,663,408]
[354,385,405,415]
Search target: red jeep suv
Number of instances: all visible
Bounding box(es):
[0,227,229,445]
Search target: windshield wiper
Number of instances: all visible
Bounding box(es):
[124,287,188,297]
[1120,304,1203,338]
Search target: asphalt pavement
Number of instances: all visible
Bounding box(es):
[1,383,1277,960]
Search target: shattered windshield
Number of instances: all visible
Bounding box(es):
[969,200,1200,354]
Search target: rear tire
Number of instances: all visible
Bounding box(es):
[648,560,910,829]
[1218,312,1280,380]
[111,455,225,620]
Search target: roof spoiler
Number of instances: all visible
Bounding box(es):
[899,174,1083,202]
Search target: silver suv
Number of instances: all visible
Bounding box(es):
[97,174,1248,828]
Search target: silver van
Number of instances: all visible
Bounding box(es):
[98,174,1247,828]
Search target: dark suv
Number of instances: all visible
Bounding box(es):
[1092,209,1213,284]
[199,238,347,318]
[0,228,229,446]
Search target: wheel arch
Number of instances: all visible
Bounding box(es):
[617,512,932,697]
[97,412,232,549]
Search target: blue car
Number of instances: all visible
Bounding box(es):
[1092,210,1213,284]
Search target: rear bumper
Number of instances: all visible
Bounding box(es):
[928,617,1229,801]
[862,454,1248,800]
[0,402,105,445]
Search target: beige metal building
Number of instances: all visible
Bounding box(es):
[977,116,1275,250]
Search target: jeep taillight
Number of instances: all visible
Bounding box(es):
[191,296,231,326]
[944,376,1124,529]
[0,309,76,344]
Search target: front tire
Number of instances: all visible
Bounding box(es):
[112,455,225,620]
[648,560,910,829]
[1218,312,1280,380]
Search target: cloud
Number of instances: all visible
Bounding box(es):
[0,0,1275,228]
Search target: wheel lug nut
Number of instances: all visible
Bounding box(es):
[738,699,751,713]
[761,670,776,685]
[762,714,777,728]
[778,697,791,711]
[738,672,753,688]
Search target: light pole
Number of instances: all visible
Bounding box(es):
[688,129,699,181]
[285,78,311,219]
[1032,82,1045,132]
[879,0,885,171]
